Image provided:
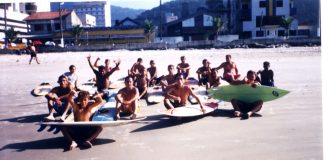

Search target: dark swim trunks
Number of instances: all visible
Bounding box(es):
[64,126,103,143]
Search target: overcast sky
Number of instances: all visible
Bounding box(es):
[111,0,172,10]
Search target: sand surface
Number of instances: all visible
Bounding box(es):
[0,47,322,160]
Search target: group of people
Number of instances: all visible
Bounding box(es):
[43,54,274,150]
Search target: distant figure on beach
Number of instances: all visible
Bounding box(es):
[160,65,177,90]
[63,65,78,90]
[115,76,140,120]
[87,55,121,100]
[147,60,158,86]
[135,70,148,99]
[44,75,72,121]
[196,59,211,85]
[230,70,263,119]
[215,54,240,83]
[177,56,191,79]
[27,44,40,64]
[128,58,146,81]
[94,57,113,72]
[62,90,103,150]
[257,61,274,87]
[164,74,206,113]
[206,68,221,89]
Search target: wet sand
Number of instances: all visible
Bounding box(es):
[0,47,321,160]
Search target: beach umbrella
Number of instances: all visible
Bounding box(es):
[33,40,42,45]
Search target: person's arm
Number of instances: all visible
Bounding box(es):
[270,70,274,82]
[86,93,103,112]
[87,55,95,71]
[164,87,181,101]
[188,86,205,113]
[121,89,140,105]
[234,63,239,75]
[230,79,245,85]
[68,91,78,111]
[215,63,225,71]
[138,86,147,99]
[94,57,100,68]
[106,59,121,77]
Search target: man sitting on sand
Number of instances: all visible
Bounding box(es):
[87,55,121,100]
[61,90,103,150]
[147,60,158,87]
[206,68,221,89]
[63,65,78,90]
[196,59,211,86]
[135,72,148,99]
[177,56,191,79]
[128,58,146,81]
[44,75,72,121]
[160,65,177,90]
[164,74,206,113]
[257,61,274,87]
[230,70,263,119]
[115,76,140,120]
[215,54,240,83]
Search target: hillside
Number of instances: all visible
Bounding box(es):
[111,5,145,25]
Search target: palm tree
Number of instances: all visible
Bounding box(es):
[71,25,83,45]
[144,19,155,43]
[5,27,18,43]
[280,16,294,39]
[212,17,224,40]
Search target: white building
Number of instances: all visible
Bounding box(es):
[73,1,111,27]
[240,0,298,39]
[78,14,96,27]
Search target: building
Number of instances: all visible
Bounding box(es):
[50,1,111,27]
[24,10,82,42]
[165,7,227,41]
[114,17,141,27]
[239,0,299,39]
[78,14,96,27]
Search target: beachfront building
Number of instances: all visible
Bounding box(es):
[24,10,82,42]
[165,7,228,41]
[50,1,111,27]
[78,14,96,27]
[114,17,141,27]
[239,0,299,39]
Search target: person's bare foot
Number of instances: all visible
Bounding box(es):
[233,111,241,117]
[69,141,78,150]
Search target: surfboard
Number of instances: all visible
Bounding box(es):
[208,84,290,103]
[32,83,53,96]
[185,77,199,85]
[109,80,125,89]
[146,86,164,104]
[159,99,219,117]
[78,81,97,95]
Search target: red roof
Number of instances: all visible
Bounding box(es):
[24,11,72,21]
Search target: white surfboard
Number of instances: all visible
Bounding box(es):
[32,83,53,96]
[146,86,164,104]
[78,81,97,95]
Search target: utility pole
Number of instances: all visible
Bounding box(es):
[159,0,162,41]
[4,3,8,48]
[59,2,64,47]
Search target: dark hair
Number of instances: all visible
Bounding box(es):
[150,60,155,64]
[69,65,75,70]
[78,91,90,100]
[125,76,133,82]
[137,58,143,62]
[226,54,231,58]
[263,61,270,65]
[247,70,256,76]
[58,75,67,82]
[202,59,208,64]
[168,64,174,69]
[98,65,105,72]
[180,56,185,59]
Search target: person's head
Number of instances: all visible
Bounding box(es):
[168,64,174,73]
[137,58,143,64]
[105,59,110,65]
[246,70,257,81]
[57,75,69,88]
[150,60,155,67]
[124,76,134,88]
[180,56,186,63]
[175,74,185,86]
[211,68,218,77]
[202,59,210,67]
[78,91,90,108]
[225,54,232,62]
[98,65,106,75]
[263,61,270,70]
[69,65,76,73]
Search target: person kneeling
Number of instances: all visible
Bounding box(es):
[61,91,103,150]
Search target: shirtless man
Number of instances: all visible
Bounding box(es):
[177,56,191,79]
[63,65,78,90]
[115,76,140,120]
[128,58,146,81]
[196,59,211,85]
[27,44,40,64]
[44,75,72,121]
[94,57,113,72]
[136,72,148,99]
[215,54,240,83]
[87,55,120,99]
[257,61,274,87]
[164,74,206,113]
[147,60,158,86]
[62,91,103,150]
[231,70,263,119]
[160,65,177,90]
[206,68,221,89]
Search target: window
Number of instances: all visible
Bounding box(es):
[256,31,264,37]
[259,1,267,8]
[46,24,52,32]
[289,30,297,36]
[239,31,252,39]
[277,0,283,7]
[242,4,249,9]
[55,23,61,30]
[34,24,43,31]
[278,30,285,36]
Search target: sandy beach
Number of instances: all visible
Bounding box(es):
[0,46,321,160]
